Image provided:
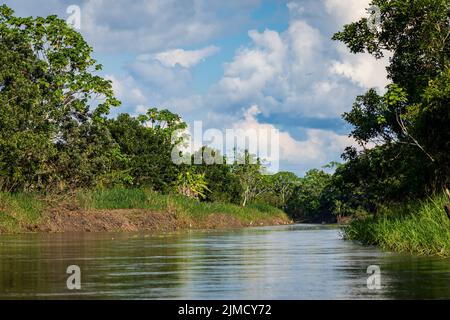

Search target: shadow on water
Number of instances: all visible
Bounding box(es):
[0,225,448,299]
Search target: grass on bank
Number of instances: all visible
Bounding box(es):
[0,192,44,233]
[0,188,288,233]
[344,193,450,257]
[76,188,287,223]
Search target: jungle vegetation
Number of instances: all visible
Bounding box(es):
[0,1,449,255]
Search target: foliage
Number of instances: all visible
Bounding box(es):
[286,169,334,222]
[0,5,120,192]
[192,147,243,204]
[176,169,210,200]
[231,150,269,207]
[332,0,450,212]
[267,172,300,210]
[0,192,43,233]
[333,0,449,101]
[106,111,186,192]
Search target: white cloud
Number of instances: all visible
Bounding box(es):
[202,17,366,119]
[233,106,357,171]
[78,0,258,54]
[330,46,391,90]
[135,104,149,115]
[323,0,391,90]
[149,46,220,68]
[286,2,305,16]
[212,21,319,111]
[105,74,147,105]
[324,0,371,26]
[215,28,286,103]
[128,59,193,96]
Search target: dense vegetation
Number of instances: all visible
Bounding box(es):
[0,4,335,223]
[344,194,450,257]
[0,2,449,255]
[333,0,450,256]
[0,5,292,232]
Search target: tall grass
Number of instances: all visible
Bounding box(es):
[77,188,287,223]
[344,193,450,257]
[0,192,43,233]
[0,188,288,234]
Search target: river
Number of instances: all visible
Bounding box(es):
[0,224,448,299]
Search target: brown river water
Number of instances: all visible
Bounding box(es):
[0,224,448,299]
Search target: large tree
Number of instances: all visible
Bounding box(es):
[333,0,450,204]
[0,5,120,191]
[107,109,187,192]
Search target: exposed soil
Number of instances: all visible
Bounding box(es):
[24,205,290,234]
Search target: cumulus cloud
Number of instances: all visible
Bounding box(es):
[286,2,305,16]
[330,46,391,90]
[149,46,220,68]
[203,17,366,119]
[324,0,371,26]
[232,106,357,172]
[323,0,391,90]
[105,74,147,106]
[79,0,258,54]
[215,28,286,104]
[128,59,193,97]
[1,0,391,174]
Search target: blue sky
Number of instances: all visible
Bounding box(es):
[2,0,390,175]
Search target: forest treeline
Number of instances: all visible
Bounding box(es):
[1,0,450,235]
[0,4,337,223]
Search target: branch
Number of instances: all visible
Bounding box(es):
[395,111,435,162]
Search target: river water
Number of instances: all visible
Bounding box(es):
[0,224,448,299]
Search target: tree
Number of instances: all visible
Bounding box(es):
[232,150,268,207]
[0,5,120,191]
[333,0,449,102]
[192,147,242,204]
[268,172,300,210]
[333,0,450,207]
[107,109,187,192]
[286,169,334,222]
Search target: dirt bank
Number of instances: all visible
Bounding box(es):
[22,207,290,234]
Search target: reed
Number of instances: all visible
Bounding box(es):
[344,193,450,257]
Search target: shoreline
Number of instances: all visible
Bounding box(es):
[344,193,450,257]
[33,208,292,234]
[0,189,292,235]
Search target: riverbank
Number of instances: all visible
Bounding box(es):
[344,193,450,257]
[0,189,291,234]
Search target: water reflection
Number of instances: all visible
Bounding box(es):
[0,225,448,299]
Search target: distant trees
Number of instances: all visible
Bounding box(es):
[1,1,448,225]
[285,170,334,222]
[231,151,268,207]
[270,172,300,210]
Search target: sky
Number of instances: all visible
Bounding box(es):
[2,0,390,176]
